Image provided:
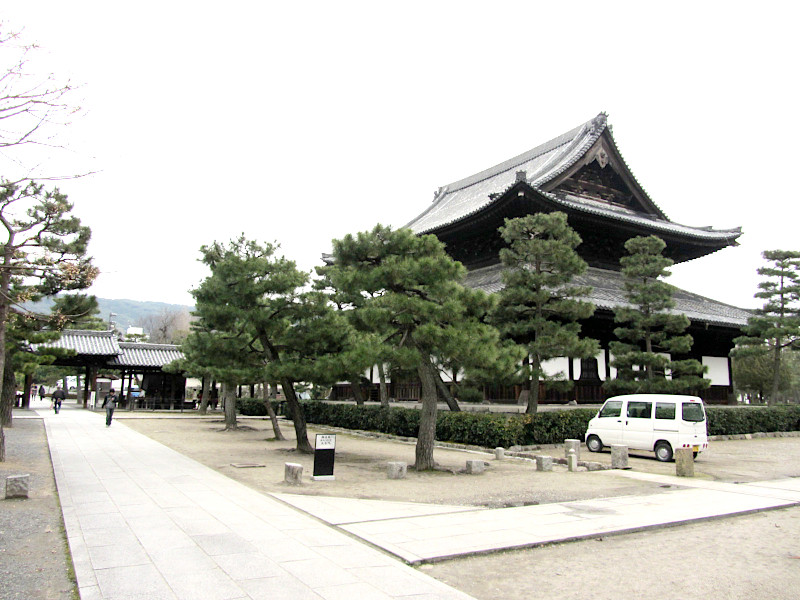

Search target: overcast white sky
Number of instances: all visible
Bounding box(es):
[2,1,797,310]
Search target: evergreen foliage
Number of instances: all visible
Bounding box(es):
[182,236,368,451]
[605,235,708,395]
[732,250,800,404]
[491,212,598,413]
[326,225,514,470]
[0,181,96,459]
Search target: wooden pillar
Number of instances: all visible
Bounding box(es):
[83,365,91,408]
[22,372,33,409]
[128,372,135,410]
[604,346,611,380]
[89,367,98,409]
[162,373,171,410]
[119,369,127,409]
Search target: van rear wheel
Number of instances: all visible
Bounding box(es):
[654,441,673,462]
[586,435,603,453]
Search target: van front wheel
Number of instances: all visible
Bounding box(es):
[654,441,673,462]
[586,435,603,453]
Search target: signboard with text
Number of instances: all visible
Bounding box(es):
[312,434,336,480]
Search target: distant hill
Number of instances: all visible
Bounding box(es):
[26,297,194,331]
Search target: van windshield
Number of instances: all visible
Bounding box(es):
[682,402,705,422]
[598,401,622,418]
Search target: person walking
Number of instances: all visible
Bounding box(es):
[52,386,66,414]
[38,384,46,403]
[102,389,118,427]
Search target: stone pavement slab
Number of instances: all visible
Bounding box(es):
[40,407,476,600]
[276,470,800,564]
[271,494,482,525]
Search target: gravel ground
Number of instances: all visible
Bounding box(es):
[0,410,76,600]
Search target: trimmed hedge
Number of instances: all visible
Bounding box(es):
[236,398,283,416]
[706,405,800,436]
[301,401,594,447]
[297,401,800,448]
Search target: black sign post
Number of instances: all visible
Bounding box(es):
[312,434,336,481]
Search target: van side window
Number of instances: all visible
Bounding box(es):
[655,402,676,419]
[627,401,652,418]
[682,402,705,422]
[598,400,622,418]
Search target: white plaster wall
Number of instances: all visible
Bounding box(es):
[702,356,730,386]
[541,357,569,378]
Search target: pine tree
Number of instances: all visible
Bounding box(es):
[606,235,708,395]
[188,237,316,450]
[0,181,96,461]
[327,225,510,470]
[185,236,370,451]
[732,250,800,404]
[491,212,598,413]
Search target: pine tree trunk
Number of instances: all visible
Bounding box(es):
[435,374,460,411]
[526,356,540,414]
[221,382,237,430]
[0,237,13,460]
[198,376,210,415]
[351,378,366,406]
[378,363,390,408]
[518,355,530,406]
[770,341,782,406]
[261,381,285,440]
[415,358,439,471]
[23,373,33,409]
[282,378,314,453]
[1,357,14,427]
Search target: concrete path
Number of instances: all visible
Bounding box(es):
[41,407,476,600]
[276,473,800,563]
[40,406,800,598]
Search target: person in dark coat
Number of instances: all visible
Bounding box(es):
[102,389,118,426]
[52,386,66,414]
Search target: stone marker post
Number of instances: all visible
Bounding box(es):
[284,463,304,484]
[535,455,553,472]
[675,448,694,477]
[611,445,629,469]
[5,474,30,499]
[387,462,407,479]
[466,460,485,474]
[494,447,505,460]
[564,439,581,461]
[567,449,578,472]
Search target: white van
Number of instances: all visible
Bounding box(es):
[585,394,708,462]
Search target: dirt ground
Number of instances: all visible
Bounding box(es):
[118,412,800,600]
[0,416,77,599]
[120,414,672,507]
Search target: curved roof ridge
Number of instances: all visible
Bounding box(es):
[119,341,180,349]
[531,113,607,187]
[445,115,603,193]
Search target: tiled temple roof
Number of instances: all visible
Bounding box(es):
[111,343,184,368]
[405,113,741,245]
[464,263,751,328]
[35,330,184,368]
[39,329,122,355]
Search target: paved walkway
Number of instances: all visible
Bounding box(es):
[41,407,476,600]
[275,473,800,563]
[40,406,800,598]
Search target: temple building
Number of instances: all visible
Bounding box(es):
[404,113,750,404]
